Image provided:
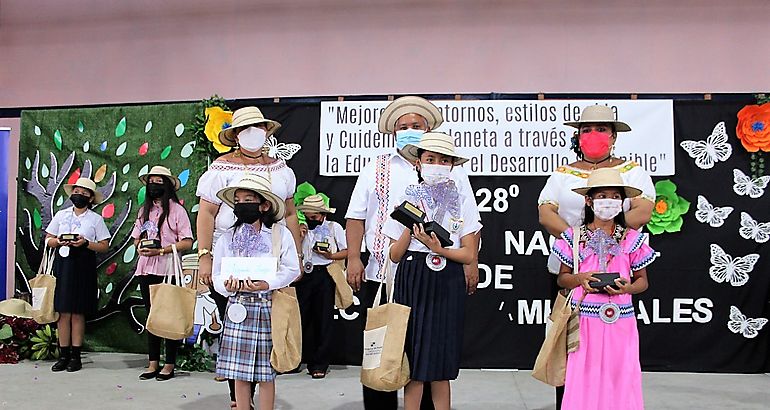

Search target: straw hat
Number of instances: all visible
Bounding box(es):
[297,194,336,214]
[0,298,34,319]
[63,177,104,203]
[218,106,282,147]
[377,96,444,134]
[402,132,469,165]
[139,165,181,191]
[572,168,642,198]
[216,174,286,220]
[564,105,631,132]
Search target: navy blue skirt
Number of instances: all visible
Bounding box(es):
[394,250,466,382]
[53,246,98,315]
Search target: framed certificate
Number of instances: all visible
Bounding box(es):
[221,256,279,282]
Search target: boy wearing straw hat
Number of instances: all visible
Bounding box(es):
[295,194,347,379]
[345,96,481,409]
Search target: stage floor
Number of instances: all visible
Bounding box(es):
[0,352,767,409]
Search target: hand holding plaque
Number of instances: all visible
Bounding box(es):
[139,239,162,249]
[390,201,453,247]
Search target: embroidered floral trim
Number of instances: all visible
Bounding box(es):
[556,161,639,178]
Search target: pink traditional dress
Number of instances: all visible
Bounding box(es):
[552,226,656,410]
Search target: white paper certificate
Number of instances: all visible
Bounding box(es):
[221,257,278,282]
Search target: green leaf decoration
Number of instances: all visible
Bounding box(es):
[160,145,172,160]
[138,186,146,205]
[105,283,113,294]
[78,120,84,133]
[115,116,127,137]
[34,125,41,136]
[122,164,130,174]
[24,158,31,170]
[116,141,128,156]
[0,324,12,340]
[121,181,129,192]
[175,123,185,137]
[180,141,196,158]
[53,130,63,150]
[144,120,153,133]
[33,208,42,229]
[83,141,90,152]
[41,164,49,178]
[138,164,149,177]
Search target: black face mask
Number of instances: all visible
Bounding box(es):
[306,219,323,230]
[146,183,165,199]
[234,203,263,224]
[70,194,91,209]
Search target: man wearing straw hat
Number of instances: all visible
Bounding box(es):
[345,96,481,409]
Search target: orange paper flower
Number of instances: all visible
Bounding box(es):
[736,103,770,152]
[204,107,233,153]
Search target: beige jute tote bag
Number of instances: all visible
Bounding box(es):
[29,241,59,324]
[270,228,303,373]
[146,245,196,340]
[361,246,411,391]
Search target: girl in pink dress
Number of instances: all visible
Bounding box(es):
[552,168,656,410]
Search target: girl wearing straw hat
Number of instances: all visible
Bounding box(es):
[212,174,300,410]
[383,132,482,410]
[538,105,655,408]
[195,106,302,404]
[552,168,654,410]
[44,178,111,372]
[295,194,348,379]
[131,166,194,381]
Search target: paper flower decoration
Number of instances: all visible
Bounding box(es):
[294,181,331,224]
[648,180,690,235]
[736,103,770,152]
[203,107,233,153]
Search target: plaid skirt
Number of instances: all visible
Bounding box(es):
[216,291,276,382]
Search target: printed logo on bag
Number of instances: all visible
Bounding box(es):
[362,325,388,370]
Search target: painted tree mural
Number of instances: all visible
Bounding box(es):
[16,103,203,352]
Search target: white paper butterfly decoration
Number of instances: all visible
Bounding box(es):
[264,135,301,161]
[733,168,770,198]
[727,306,768,339]
[708,244,759,287]
[694,195,733,228]
[680,122,732,169]
[739,212,770,243]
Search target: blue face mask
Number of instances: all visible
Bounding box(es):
[395,129,425,150]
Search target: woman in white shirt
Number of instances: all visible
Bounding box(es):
[384,133,482,410]
[536,105,655,409]
[44,178,111,373]
[211,174,300,410]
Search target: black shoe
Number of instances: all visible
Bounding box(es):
[51,356,70,372]
[139,369,160,380]
[66,356,82,372]
[156,370,175,381]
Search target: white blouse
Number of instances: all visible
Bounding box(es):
[537,160,655,273]
[383,179,483,253]
[196,159,297,248]
[302,220,347,267]
[345,153,477,281]
[212,223,300,296]
[46,207,111,243]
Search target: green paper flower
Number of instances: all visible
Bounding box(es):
[647,180,690,235]
[294,182,331,224]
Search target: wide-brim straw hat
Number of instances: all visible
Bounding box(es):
[402,132,469,165]
[377,96,444,134]
[139,165,181,191]
[572,168,642,198]
[297,194,336,214]
[63,177,104,203]
[564,105,631,132]
[0,298,34,319]
[218,106,282,147]
[216,173,286,220]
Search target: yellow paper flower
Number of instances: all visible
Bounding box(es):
[204,107,233,153]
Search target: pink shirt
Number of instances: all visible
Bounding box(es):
[131,200,193,276]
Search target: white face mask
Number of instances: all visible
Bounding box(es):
[420,163,452,185]
[238,126,267,152]
[592,198,623,221]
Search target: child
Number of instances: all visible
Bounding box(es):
[212,174,300,410]
[383,132,482,410]
[552,168,654,410]
[45,178,111,373]
[131,165,194,381]
[296,194,348,378]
